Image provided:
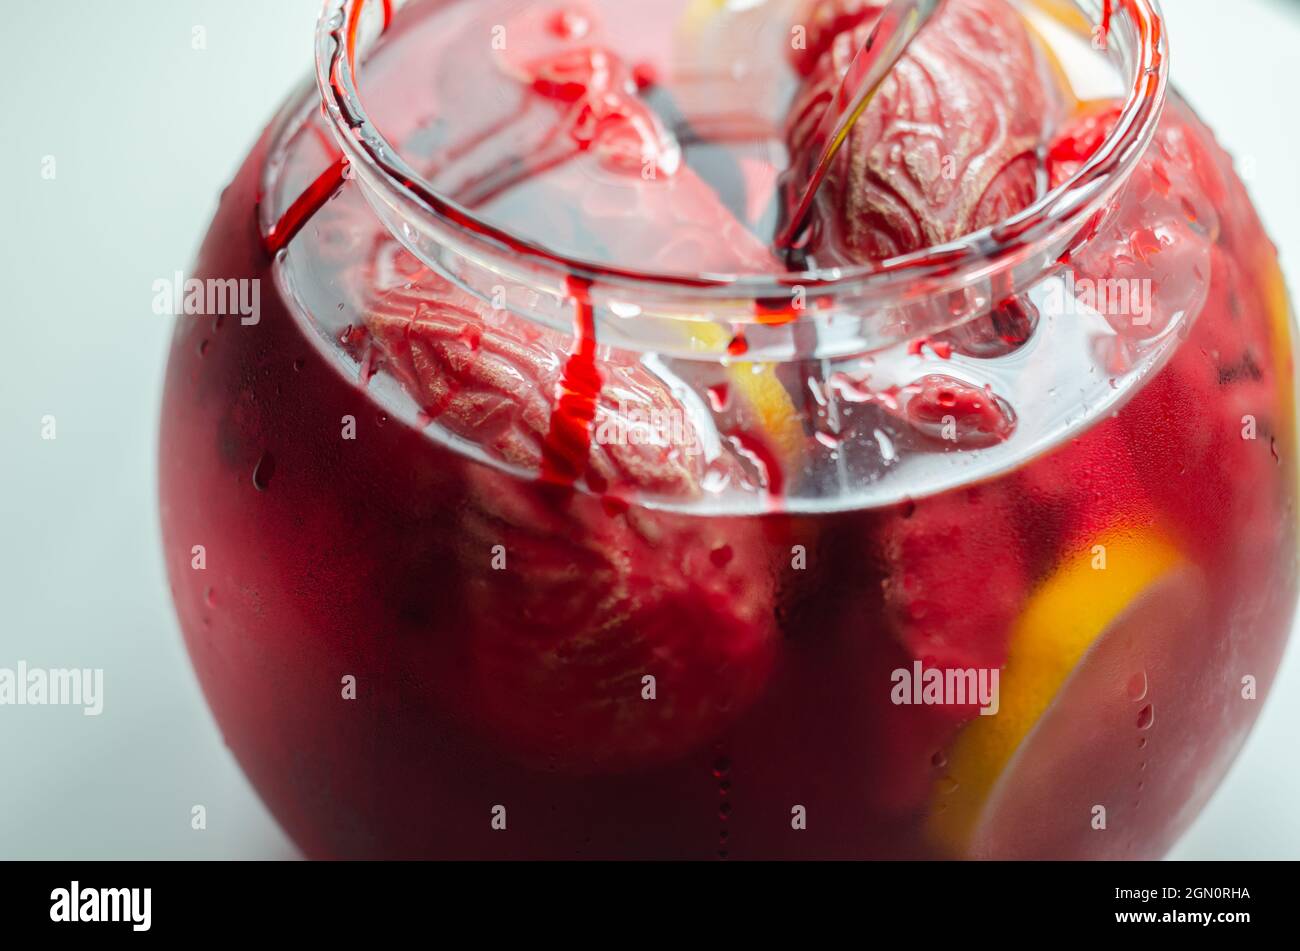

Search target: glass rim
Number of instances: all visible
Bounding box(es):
[313,0,1169,311]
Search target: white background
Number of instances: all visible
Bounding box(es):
[0,0,1297,859]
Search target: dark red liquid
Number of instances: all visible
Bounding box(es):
[160,0,1298,858]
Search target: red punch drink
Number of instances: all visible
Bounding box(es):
[159,0,1297,858]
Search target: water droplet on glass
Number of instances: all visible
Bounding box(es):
[1136,704,1155,730]
[1127,670,1148,702]
[874,429,897,463]
[253,452,276,491]
[905,375,1016,448]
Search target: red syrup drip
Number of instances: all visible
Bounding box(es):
[263,158,349,257]
[540,276,602,489]
[1101,0,1113,45]
[264,0,394,257]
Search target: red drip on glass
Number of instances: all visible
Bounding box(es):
[263,159,349,257]
[267,1,627,495]
[540,276,601,489]
[265,0,394,257]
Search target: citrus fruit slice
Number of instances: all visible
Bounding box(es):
[685,320,806,465]
[927,526,1210,858]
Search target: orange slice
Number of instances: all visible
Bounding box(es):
[927,526,1207,858]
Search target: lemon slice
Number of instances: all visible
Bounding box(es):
[927,526,1198,857]
[686,321,805,463]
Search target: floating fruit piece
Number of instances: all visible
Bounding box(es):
[786,0,1066,264]
[489,9,811,480]
[1047,100,1121,188]
[461,468,780,773]
[515,151,806,476]
[789,0,889,78]
[364,253,709,497]
[360,245,782,772]
[927,527,1203,858]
